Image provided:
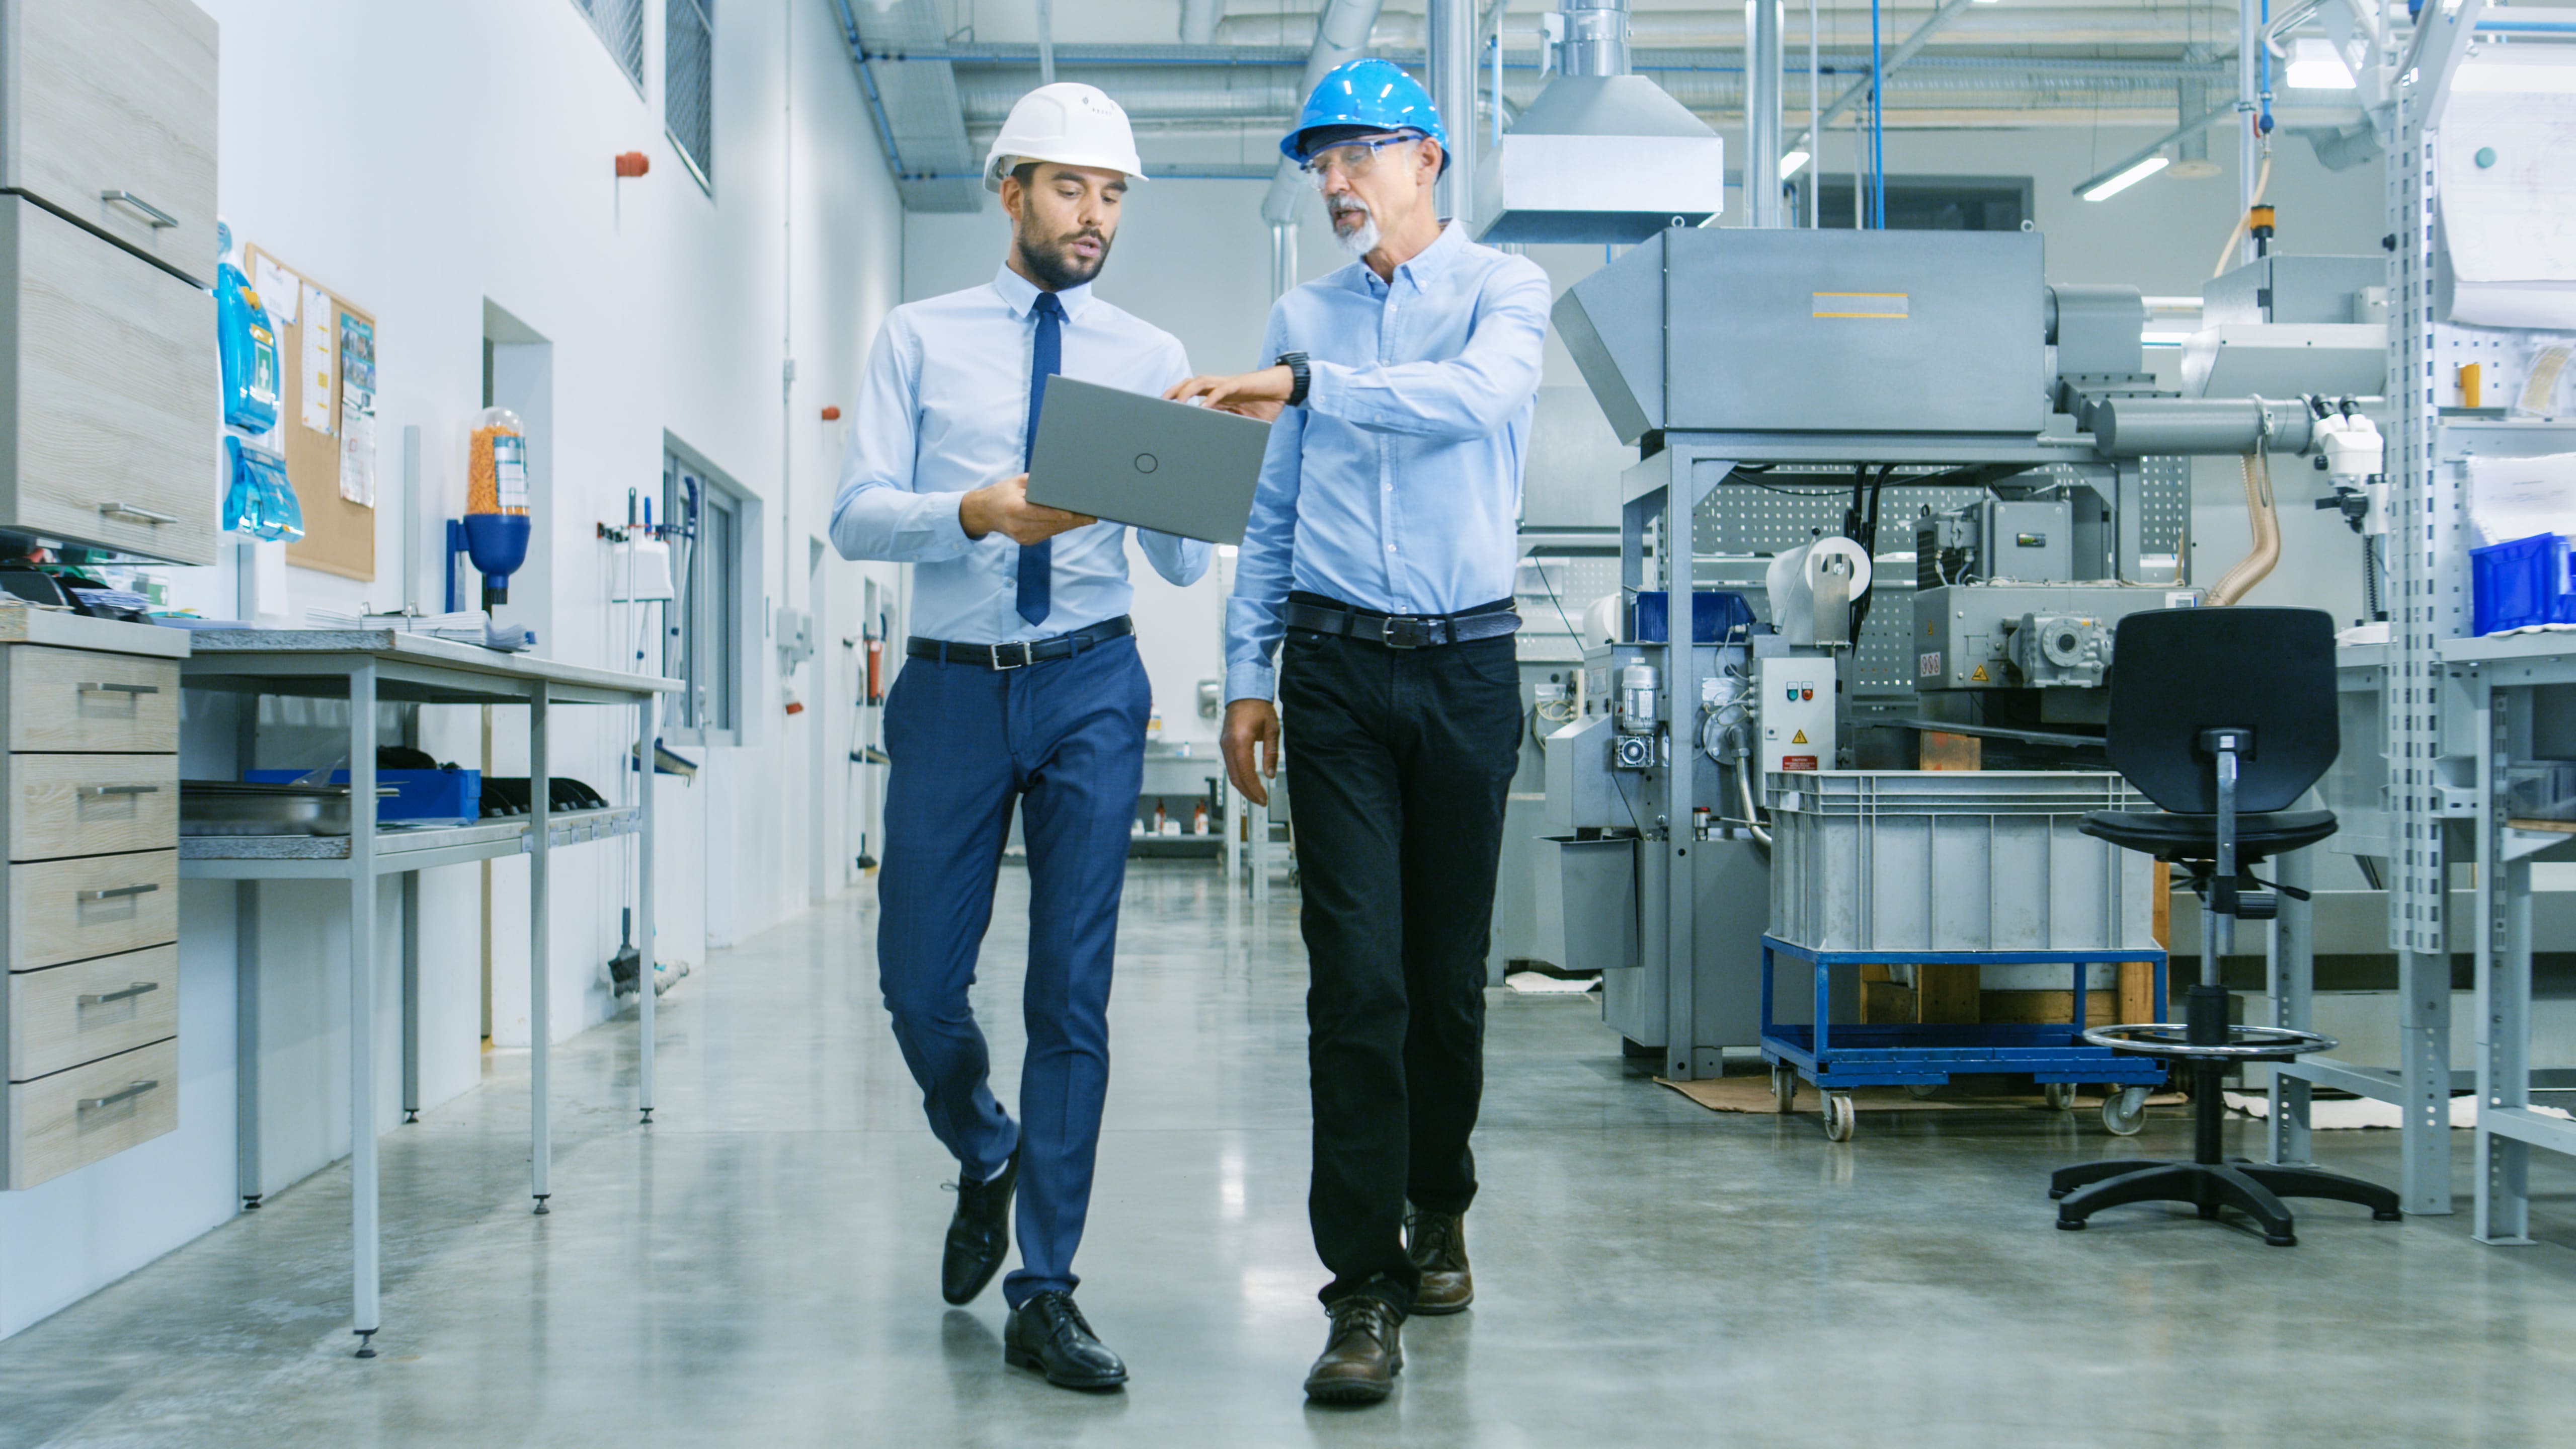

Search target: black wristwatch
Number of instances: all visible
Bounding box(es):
[1274,351,1311,408]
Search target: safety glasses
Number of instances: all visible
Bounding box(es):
[1299,133,1424,189]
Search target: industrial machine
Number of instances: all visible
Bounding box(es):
[1539,224,2377,1078]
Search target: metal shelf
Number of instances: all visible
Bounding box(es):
[179,807,642,878]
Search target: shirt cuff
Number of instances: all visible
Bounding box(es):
[1300,359,1351,420]
[1224,661,1277,704]
[927,490,976,551]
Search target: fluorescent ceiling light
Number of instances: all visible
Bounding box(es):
[2081,154,2170,202]
[2286,37,2357,89]
[1780,149,1810,179]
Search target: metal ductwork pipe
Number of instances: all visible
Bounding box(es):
[1748,0,1784,226]
[1270,219,1300,298]
[1561,0,1633,76]
[1261,0,1388,225]
[2090,396,2317,458]
[1429,0,1477,223]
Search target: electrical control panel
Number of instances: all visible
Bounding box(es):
[1758,656,1836,773]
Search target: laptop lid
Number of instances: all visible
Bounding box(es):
[1024,376,1271,546]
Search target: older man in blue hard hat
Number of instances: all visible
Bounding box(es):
[832,82,1210,1392]
[1168,59,1551,1406]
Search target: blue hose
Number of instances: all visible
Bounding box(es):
[1870,0,1885,227]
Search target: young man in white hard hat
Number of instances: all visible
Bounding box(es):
[1168,59,1551,1406]
[830,82,1205,1393]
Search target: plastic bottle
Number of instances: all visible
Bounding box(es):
[468,407,530,515]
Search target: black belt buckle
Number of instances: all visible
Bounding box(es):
[1379,615,1436,650]
[988,640,1036,670]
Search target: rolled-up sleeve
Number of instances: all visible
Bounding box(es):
[1135,336,1216,587]
[1225,309,1303,704]
[830,317,976,562]
[1300,258,1550,441]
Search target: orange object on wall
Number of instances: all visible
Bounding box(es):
[615,151,650,178]
[821,405,842,421]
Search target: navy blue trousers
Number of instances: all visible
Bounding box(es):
[876,632,1148,1307]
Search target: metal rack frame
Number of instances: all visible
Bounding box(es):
[179,630,676,1355]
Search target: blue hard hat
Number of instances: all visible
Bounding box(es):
[1281,58,1449,174]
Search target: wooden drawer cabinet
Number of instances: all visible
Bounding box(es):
[8,753,178,859]
[0,197,218,566]
[5,849,177,971]
[0,625,183,1188]
[7,943,175,1082]
[4,1038,176,1189]
[5,646,180,751]
[0,0,219,285]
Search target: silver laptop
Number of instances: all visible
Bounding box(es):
[1025,376,1271,545]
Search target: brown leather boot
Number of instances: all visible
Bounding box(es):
[1405,1211,1473,1315]
[1303,1296,1403,1405]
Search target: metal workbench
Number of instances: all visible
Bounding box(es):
[2446,632,2576,1243]
[177,630,678,1357]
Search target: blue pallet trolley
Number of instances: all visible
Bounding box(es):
[1759,935,2168,1141]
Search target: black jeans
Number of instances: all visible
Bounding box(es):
[1279,594,1522,1314]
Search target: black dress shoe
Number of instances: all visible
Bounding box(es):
[1304,1296,1402,1405]
[941,1150,1017,1305]
[1003,1291,1129,1390]
[1405,1210,1473,1315]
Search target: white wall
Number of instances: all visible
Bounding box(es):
[0,0,906,1341]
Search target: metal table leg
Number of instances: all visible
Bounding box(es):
[401,874,420,1123]
[2269,847,2315,1167]
[2399,945,2454,1216]
[637,691,656,1124]
[530,687,552,1214]
[235,880,261,1210]
[350,663,381,1358]
[2476,683,2535,1244]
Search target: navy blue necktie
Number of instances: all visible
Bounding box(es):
[1017,291,1065,626]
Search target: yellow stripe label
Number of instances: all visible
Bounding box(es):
[1812,290,1910,319]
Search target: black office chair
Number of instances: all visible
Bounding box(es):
[2051,606,2402,1244]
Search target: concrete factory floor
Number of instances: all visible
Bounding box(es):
[6,861,2576,1447]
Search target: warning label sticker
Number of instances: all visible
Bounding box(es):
[1782,756,1819,771]
[1969,664,1989,683]
[1918,651,1942,677]
[1791,730,1808,745]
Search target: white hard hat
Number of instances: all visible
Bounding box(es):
[982,82,1149,193]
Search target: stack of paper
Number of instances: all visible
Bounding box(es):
[304,608,494,644]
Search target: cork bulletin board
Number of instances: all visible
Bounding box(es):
[243,244,377,582]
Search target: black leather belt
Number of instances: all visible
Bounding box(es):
[1280,597,1519,650]
[907,615,1133,669]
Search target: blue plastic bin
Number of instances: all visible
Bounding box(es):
[247,768,481,824]
[2471,533,2576,635]
[1634,589,1755,643]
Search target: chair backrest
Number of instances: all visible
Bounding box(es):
[2105,606,2338,814]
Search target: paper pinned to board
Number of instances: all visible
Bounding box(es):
[298,283,335,433]
[252,256,299,326]
[2465,451,2576,547]
[2437,59,2576,327]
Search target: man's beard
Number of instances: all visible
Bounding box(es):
[1015,224,1110,292]
[1328,198,1379,258]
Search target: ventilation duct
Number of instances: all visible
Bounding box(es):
[1473,2,1725,244]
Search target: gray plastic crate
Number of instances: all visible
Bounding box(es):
[1765,771,2158,955]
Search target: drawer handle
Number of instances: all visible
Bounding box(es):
[78,682,161,697]
[82,784,163,798]
[78,882,159,902]
[78,981,159,1006]
[98,502,179,525]
[99,191,179,229]
[77,1079,160,1111]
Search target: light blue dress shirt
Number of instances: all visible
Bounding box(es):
[831,265,1213,644]
[1223,222,1552,704]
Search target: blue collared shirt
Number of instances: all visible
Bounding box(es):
[1223,222,1551,703]
[831,265,1212,644]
